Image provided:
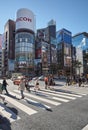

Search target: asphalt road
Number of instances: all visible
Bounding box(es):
[0,79,88,130]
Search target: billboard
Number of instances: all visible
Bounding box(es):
[37,28,49,42]
[16,8,35,32]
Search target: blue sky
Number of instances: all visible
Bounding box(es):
[0,0,88,35]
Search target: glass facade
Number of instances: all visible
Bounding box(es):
[72,33,88,50]
[56,28,72,44]
[15,32,35,69]
[72,32,88,75]
[56,28,72,75]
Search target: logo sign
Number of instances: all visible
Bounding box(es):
[16,17,32,22]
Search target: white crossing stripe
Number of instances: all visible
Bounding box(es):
[40,89,83,97]
[14,90,61,106]
[37,90,76,100]
[10,91,51,110]
[52,97,69,102]
[1,94,37,115]
[82,124,88,130]
[0,103,20,122]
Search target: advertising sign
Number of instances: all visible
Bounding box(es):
[16,8,35,32]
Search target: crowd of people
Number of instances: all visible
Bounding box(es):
[66,75,88,87]
[0,74,88,104]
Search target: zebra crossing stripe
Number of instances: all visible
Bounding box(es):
[1,94,37,115]
[10,91,51,110]
[52,97,69,102]
[14,90,61,106]
[37,90,76,100]
[82,124,88,130]
[39,89,83,98]
[0,103,20,122]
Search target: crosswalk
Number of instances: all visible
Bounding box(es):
[0,88,87,123]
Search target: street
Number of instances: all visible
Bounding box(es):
[0,79,88,130]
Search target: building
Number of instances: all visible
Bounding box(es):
[56,28,72,76]
[15,8,36,75]
[72,32,88,76]
[4,19,15,76]
[35,19,57,75]
[0,34,2,76]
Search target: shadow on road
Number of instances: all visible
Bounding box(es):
[25,99,53,112]
[0,115,11,130]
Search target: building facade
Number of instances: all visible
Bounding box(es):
[35,19,57,75]
[72,32,88,76]
[56,28,72,76]
[15,8,35,75]
[3,19,15,76]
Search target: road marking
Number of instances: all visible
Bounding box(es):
[10,91,51,110]
[1,94,37,116]
[37,90,76,100]
[52,97,69,102]
[40,89,83,97]
[14,90,61,106]
[82,124,88,130]
[0,103,20,122]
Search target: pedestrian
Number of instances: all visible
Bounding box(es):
[18,78,25,99]
[34,77,40,91]
[26,79,31,92]
[44,76,48,89]
[25,78,28,90]
[48,75,55,90]
[78,77,82,87]
[2,78,9,94]
[66,76,70,86]
[0,83,5,104]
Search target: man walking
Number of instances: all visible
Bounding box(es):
[2,78,9,94]
[18,78,25,99]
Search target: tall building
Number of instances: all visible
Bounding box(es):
[4,19,15,76]
[15,8,35,75]
[56,28,72,76]
[72,32,88,75]
[0,34,2,76]
[35,19,57,75]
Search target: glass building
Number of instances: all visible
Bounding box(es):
[72,32,88,75]
[56,28,72,76]
[15,31,35,73]
[15,8,35,74]
[72,32,88,50]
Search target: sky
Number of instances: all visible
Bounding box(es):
[0,0,88,36]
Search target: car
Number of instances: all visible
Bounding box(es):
[38,75,44,80]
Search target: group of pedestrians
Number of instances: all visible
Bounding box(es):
[44,75,55,90]
[66,75,88,87]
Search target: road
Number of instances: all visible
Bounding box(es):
[0,79,88,130]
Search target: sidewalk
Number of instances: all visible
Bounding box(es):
[39,80,88,95]
[55,84,88,94]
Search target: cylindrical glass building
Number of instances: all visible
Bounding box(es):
[15,8,35,74]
